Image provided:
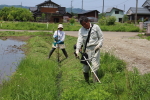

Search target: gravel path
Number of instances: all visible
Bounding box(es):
[65,31,150,74]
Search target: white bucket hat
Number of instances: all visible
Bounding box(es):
[58,24,63,28]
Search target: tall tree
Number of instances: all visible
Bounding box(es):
[0,7,33,21]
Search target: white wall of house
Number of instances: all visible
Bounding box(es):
[106,9,124,22]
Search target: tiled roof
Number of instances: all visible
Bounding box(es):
[105,7,124,13]
[129,7,150,14]
[78,10,100,14]
[36,0,60,7]
[142,0,150,7]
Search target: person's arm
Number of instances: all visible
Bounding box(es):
[97,25,103,47]
[94,25,103,51]
[53,31,58,38]
[60,31,65,42]
[76,29,83,54]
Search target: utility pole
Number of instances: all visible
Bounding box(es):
[102,0,104,16]
[124,4,125,13]
[135,0,138,26]
[71,0,73,13]
[21,2,22,7]
[82,0,83,12]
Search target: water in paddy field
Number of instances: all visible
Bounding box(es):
[0,39,26,84]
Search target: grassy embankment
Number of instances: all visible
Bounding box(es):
[0,31,150,99]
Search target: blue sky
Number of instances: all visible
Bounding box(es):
[0,0,145,13]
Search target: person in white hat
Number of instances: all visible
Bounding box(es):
[48,24,68,59]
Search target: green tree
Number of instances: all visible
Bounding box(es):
[123,15,129,22]
[0,7,33,21]
[7,14,14,21]
[41,13,46,22]
[36,17,41,22]
[0,7,11,20]
[98,13,106,19]
[98,16,107,25]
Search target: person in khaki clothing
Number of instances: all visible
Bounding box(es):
[48,24,68,59]
[75,16,103,83]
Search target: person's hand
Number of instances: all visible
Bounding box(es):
[54,35,58,41]
[75,50,80,58]
[54,35,58,38]
[94,45,100,53]
[56,40,62,44]
[54,42,57,46]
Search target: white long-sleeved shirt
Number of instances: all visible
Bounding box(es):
[76,23,103,51]
[53,30,65,41]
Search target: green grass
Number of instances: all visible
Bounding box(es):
[0,21,140,32]
[100,23,140,32]
[0,31,51,36]
[0,31,150,100]
[137,33,150,40]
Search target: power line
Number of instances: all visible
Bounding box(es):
[114,0,129,7]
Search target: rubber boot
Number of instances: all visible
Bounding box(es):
[92,70,98,83]
[62,49,68,58]
[83,72,89,83]
[48,48,56,59]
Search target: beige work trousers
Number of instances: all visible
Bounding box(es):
[83,46,100,73]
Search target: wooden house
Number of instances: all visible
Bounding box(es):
[126,0,150,21]
[78,10,100,22]
[29,0,72,23]
[105,7,124,22]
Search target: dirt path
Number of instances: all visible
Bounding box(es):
[65,31,150,74]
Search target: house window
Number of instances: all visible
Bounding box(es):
[115,11,119,14]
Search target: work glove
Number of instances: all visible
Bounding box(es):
[54,35,58,38]
[53,42,57,46]
[56,40,62,44]
[75,50,80,58]
[54,35,58,41]
[94,44,100,53]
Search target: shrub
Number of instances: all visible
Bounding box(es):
[123,15,129,22]
[69,18,75,25]
[98,17,107,25]
[106,16,116,25]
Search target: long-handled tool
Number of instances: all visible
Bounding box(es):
[74,44,101,83]
[80,52,101,83]
[57,30,60,62]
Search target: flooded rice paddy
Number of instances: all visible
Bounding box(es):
[0,39,25,84]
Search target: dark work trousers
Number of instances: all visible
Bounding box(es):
[48,48,68,58]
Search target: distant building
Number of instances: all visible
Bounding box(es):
[78,10,100,22]
[126,0,150,21]
[29,0,72,23]
[105,7,124,22]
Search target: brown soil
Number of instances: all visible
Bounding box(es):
[0,36,31,41]
[101,32,150,75]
